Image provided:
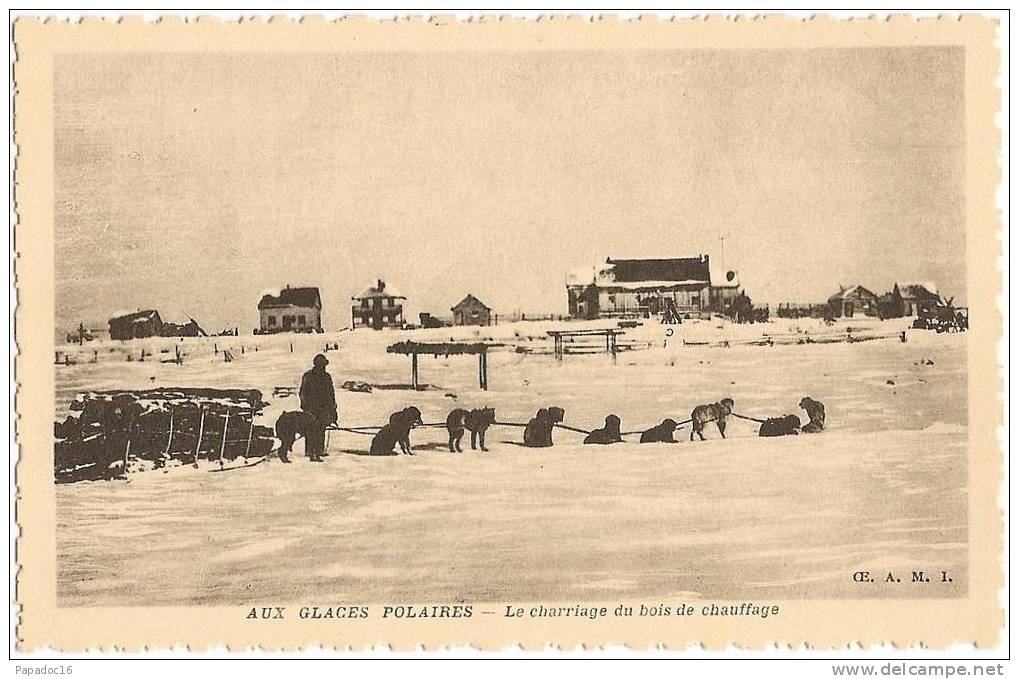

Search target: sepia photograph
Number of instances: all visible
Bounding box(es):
[11,11,1006,658]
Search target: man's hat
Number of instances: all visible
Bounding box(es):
[313,353,329,367]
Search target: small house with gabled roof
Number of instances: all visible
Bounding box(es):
[895,282,940,316]
[827,285,878,318]
[451,294,492,326]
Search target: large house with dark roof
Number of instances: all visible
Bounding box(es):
[566,255,739,319]
[257,285,323,334]
[351,279,406,330]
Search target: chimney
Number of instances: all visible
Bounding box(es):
[377,279,385,292]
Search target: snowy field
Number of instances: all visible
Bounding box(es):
[54,317,967,605]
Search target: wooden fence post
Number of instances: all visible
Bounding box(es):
[411,352,419,389]
[218,410,231,468]
[162,407,175,465]
[193,407,206,467]
[121,421,134,476]
[243,406,255,458]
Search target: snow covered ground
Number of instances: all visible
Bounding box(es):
[54,317,967,605]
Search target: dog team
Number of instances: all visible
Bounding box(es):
[275,354,827,460]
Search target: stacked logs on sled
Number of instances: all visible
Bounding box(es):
[53,388,274,483]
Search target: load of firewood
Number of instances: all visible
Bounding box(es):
[53,388,275,483]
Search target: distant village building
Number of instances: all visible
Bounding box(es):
[161,318,207,337]
[66,322,98,344]
[257,286,323,334]
[566,256,739,319]
[109,310,163,340]
[708,270,742,312]
[418,312,450,329]
[895,282,940,316]
[107,310,206,340]
[451,294,492,326]
[827,285,878,318]
[351,279,406,330]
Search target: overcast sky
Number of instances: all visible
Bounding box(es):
[54,47,965,332]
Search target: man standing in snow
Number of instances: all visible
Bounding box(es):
[299,353,338,462]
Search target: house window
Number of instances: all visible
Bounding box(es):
[387,298,394,307]
[267,315,277,327]
[362,299,368,308]
[298,315,306,326]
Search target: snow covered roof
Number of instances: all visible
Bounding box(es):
[567,256,716,289]
[827,285,878,303]
[352,279,405,300]
[258,286,322,310]
[109,309,160,325]
[896,281,939,299]
[603,280,714,291]
[451,294,490,312]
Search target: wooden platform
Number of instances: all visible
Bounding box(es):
[386,341,501,390]
[546,328,624,361]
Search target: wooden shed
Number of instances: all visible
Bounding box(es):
[108,310,163,340]
[827,285,878,318]
[451,294,492,326]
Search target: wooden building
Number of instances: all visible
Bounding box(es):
[108,310,163,340]
[351,279,406,330]
[567,256,737,319]
[257,286,323,334]
[451,294,492,326]
[161,318,207,338]
[708,270,742,314]
[895,282,940,316]
[827,285,879,318]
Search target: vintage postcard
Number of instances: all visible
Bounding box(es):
[13,15,1003,651]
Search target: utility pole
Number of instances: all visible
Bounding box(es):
[718,235,726,273]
